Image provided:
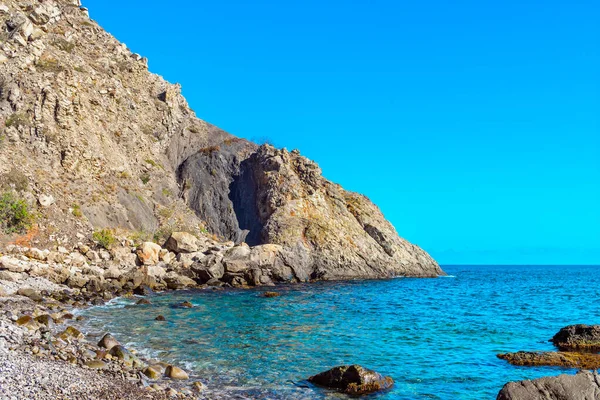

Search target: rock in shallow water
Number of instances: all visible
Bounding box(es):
[497,351,600,369]
[165,365,189,380]
[551,324,600,351]
[308,365,394,395]
[497,370,600,400]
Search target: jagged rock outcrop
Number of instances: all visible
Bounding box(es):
[182,145,443,279]
[497,370,600,400]
[0,0,442,280]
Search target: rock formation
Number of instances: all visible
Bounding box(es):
[308,365,394,395]
[0,0,442,281]
[551,325,600,352]
[497,370,600,400]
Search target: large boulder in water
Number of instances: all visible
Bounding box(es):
[551,324,600,351]
[497,370,600,400]
[308,365,394,395]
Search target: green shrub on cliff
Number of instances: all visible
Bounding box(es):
[93,229,116,249]
[0,192,33,234]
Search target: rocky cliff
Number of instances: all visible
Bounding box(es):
[0,0,443,281]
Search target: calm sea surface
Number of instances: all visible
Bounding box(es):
[79,265,600,399]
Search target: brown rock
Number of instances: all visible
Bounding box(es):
[308,365,394,395]
[164,365,189,380]
[262,291,280,298]
[155,315,166,321]
[551,324,600,351]
[497,351,600,369]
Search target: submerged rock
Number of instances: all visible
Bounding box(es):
[155,315,166,321]
[308,365,394,395]
[262,291,280,298]
[551,324,600,351]
[497,370,600,400]
[172,301,193,309]
[497,351,600,369]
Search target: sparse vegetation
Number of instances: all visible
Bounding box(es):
[162,188,172,197]
[0,191,34,234]
[92,228,116,249]
[198,145,220,154]
[1,168,29,192]
[52,38,75,53]
[145,159,164,169]
[72,204,82,218]
[36,58,64,73]
[5,113,31,129]
[129,230,153,245]
[140,173,150,185]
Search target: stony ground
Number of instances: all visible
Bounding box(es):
[0,291,201,399]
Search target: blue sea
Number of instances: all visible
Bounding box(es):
[79,265,600,399]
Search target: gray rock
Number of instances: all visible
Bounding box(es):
[497,370,600,400]
[164,232,198,253]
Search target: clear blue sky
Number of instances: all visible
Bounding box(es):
[85,0,599,265]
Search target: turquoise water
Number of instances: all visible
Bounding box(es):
[80,265,600,399]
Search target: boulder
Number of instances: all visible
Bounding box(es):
[16,288,42,301]
[308,365,394,395]
[136,242,162,265]
[143,365,162,380]
[164,272,196,289]
[551,324,600,351]
[497,351,600,369]
[59,326,84,341]
[0,270,22,281]
[136,298,151,305]
[191,255,224,283]
[497,370,600,400]
[155,315,166,321]
[109,345,134,362]
[165,365,189,380]
[98,333,120,350]
[164,232,198,253]
[34,315,55,328]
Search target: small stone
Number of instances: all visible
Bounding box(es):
[192,381,205,392]
[164,365,189,380]
[85,360,107,369]
[155,315,166,321]
[38,194,55,207]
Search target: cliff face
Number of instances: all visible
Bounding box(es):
[0,0,443,280]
